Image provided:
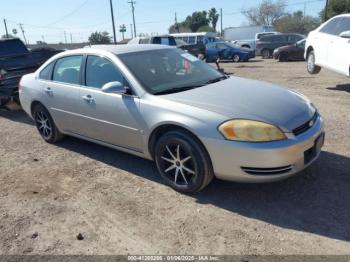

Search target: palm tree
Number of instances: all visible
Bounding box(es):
[208,8,219,32]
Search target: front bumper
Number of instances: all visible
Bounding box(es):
[203,115,325,183]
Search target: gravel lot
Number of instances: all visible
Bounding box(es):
[0,58,349,255]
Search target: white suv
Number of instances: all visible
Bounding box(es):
[305,14,350,77]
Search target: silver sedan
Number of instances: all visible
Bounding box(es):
[19,45,325,193]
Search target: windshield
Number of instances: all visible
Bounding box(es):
[118,48,225,95]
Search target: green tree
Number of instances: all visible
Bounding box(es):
[242,0,286,26]
[1,34,16,39]
[168,10,210,33]
[88,31,111,44]
[320,0,350,21]
[208,8,219,32]
[185,11,210,32]
[274,11,321,35]
[197,25,215,32]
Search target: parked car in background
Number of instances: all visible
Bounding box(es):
[224,25,277,50]
[175,39,206,59]
[19,45,324,193]
[305,13,350,77]
[273,39,306,62]
[257,33,305,58]
[127,35,177,46]
[170,32,217,45]
[0,38,62,109]
[206,42,255,62]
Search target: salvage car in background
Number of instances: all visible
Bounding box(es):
[257,33,305,59]
[175,39,206,60]
[305,13,350,77]
[273,39,306,62]
[19,45,324,193]
[0,38,62,109]
[206,42,255,62]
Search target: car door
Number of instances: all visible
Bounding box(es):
[317,17,344,67]
[216,43,231,59]
[39,55,84,134]
[328,17,350,76]
[76,55,144,152]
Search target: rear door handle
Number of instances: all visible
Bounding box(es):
[44,87,53,95]
[82,95,95,103]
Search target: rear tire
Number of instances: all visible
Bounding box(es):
[32,104,64,143]
[154,130,214,194]
[307,50,321,74]
[262,49,271,59]
[233,54,240,63]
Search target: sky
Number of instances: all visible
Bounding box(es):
[1,0,326,44]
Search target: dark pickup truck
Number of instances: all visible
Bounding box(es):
[0,38,62,109]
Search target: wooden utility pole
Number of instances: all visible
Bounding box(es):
[220,8,223,37]
[3,19,9,38]
[19,24,27,44]
[109,0,117,43]
[128,1,136,37]
[324,0,329,21]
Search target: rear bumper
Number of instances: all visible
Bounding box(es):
[203,115,325,183]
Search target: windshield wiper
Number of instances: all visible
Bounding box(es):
[204,75,228,85]
[153,85,203,95]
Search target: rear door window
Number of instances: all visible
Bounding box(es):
[53,56,83,85]
[188,36,196,44]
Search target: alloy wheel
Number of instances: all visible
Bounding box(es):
[307,53,315,72]
[35,111,52,139]
[160,144,197,186]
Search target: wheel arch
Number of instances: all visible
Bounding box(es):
[306,46,314,58]
[30,100,46,118]
[148,123,211,164]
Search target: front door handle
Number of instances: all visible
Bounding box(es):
[82,95,95,103]
[44,87,53,95]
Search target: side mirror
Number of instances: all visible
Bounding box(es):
[101,81,127,94]
[339,31,350,38]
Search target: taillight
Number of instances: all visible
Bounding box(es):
[0,69,5,81]
[18,76,24,91]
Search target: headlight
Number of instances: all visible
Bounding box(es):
[218,119,286,142]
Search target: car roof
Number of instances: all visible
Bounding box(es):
[334,13,350,18]
[85,44,173,54]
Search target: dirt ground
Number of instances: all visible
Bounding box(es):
[0,58,349,255]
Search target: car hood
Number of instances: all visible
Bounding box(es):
[161,77,315,132]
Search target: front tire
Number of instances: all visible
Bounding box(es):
[262,49,271,59]
[32,104,64,143]
[155,130,214,193]
[279,52,289,62]
[307,50,321,74]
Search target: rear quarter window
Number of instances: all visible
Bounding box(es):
[39,62,55,80]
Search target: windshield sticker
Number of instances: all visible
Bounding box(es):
[181,53,199,62]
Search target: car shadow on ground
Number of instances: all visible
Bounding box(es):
[327,84,350,93]
[57,136,350,242]
[0,109,34,126]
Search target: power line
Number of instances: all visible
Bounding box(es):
[46,0,89,26]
